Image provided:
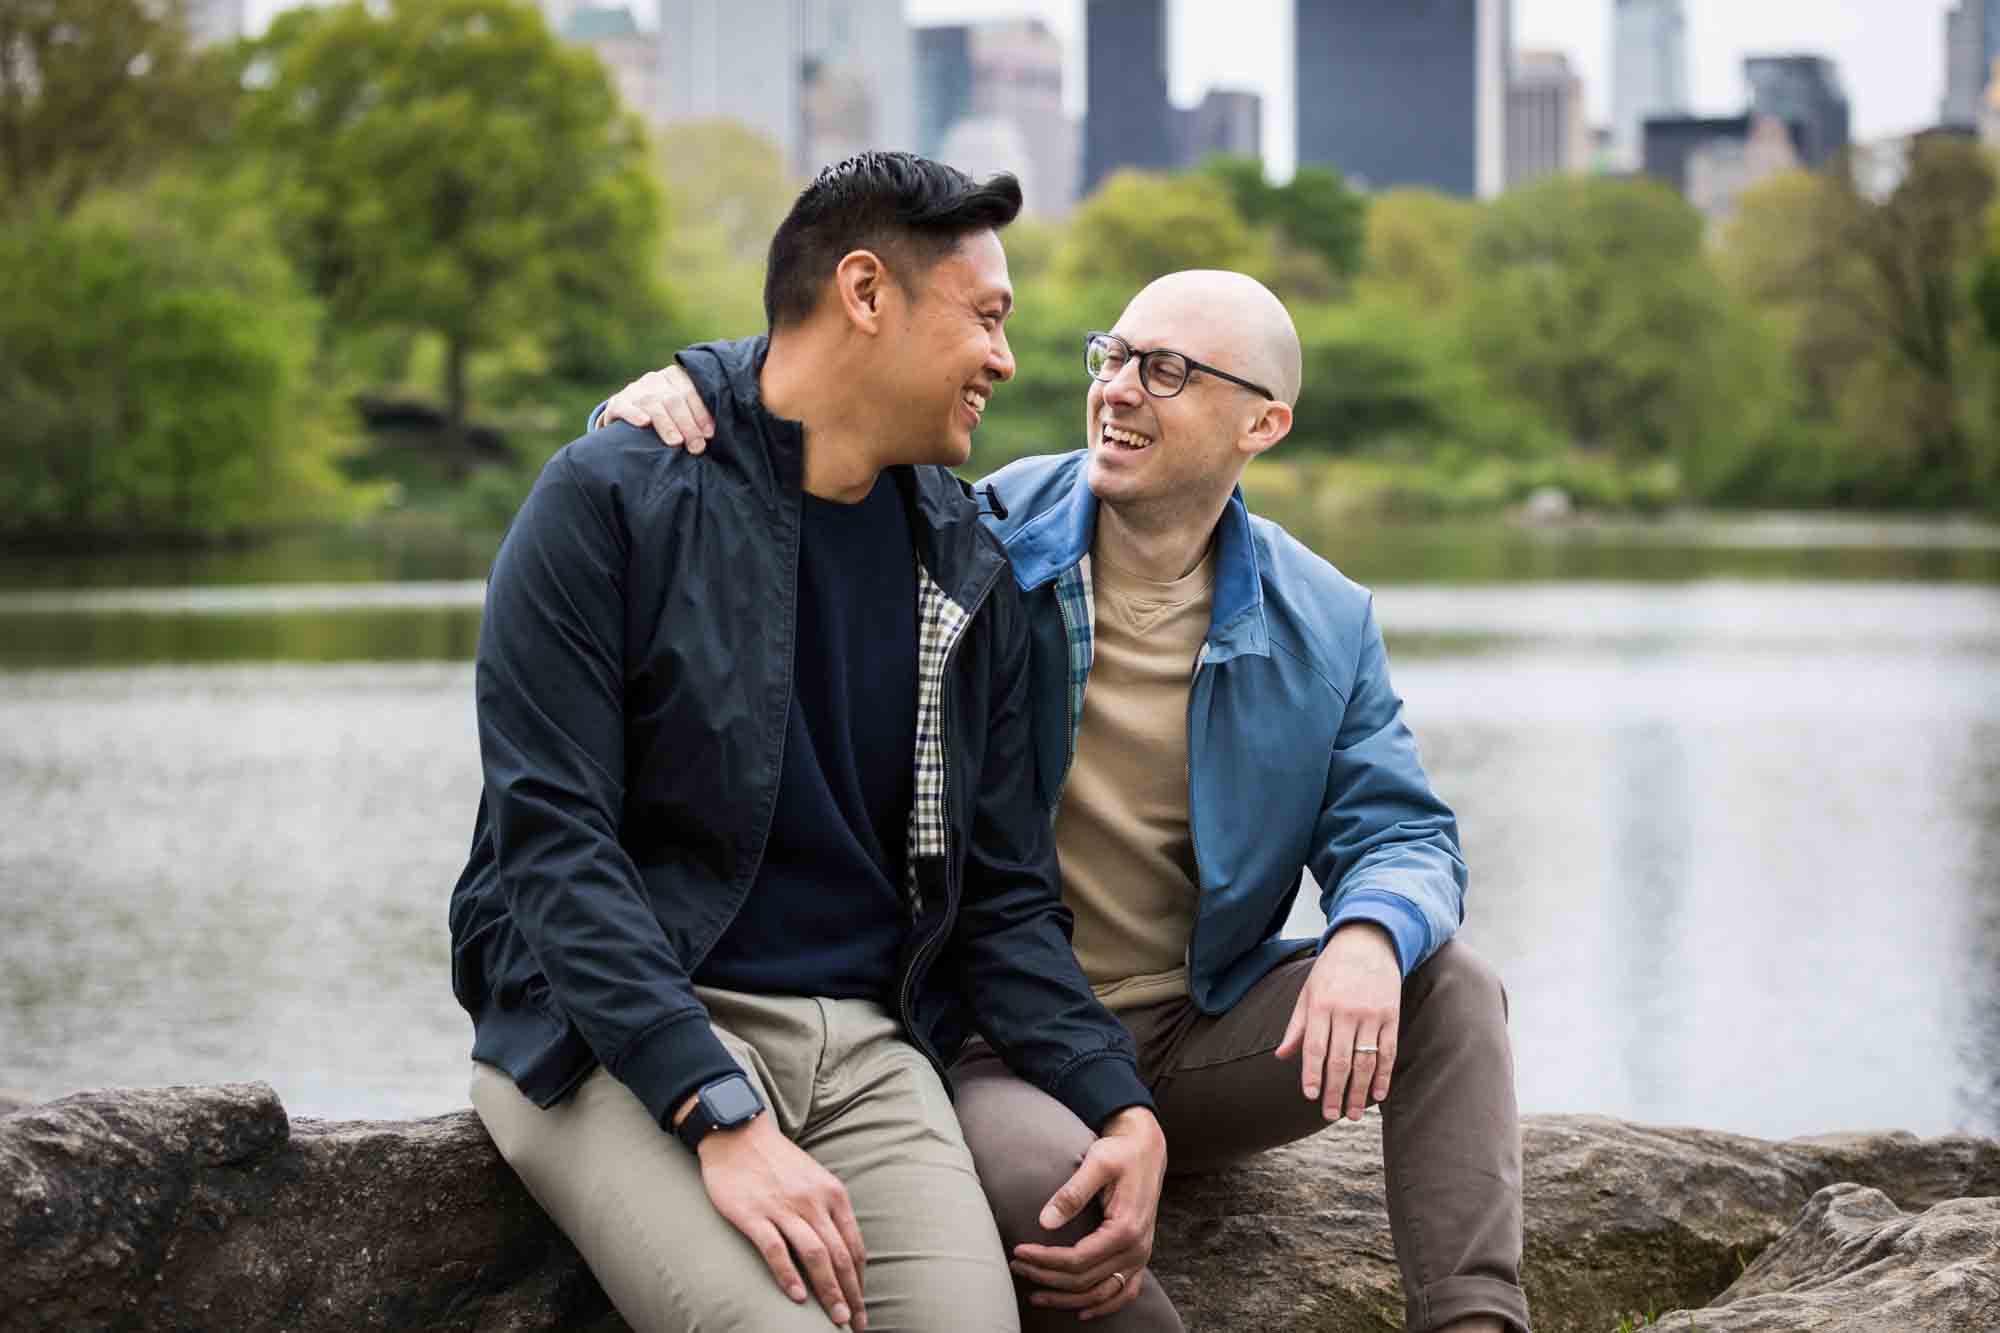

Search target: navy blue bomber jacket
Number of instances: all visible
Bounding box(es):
[448,336,1153,1134]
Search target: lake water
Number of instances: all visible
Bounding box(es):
[4,516,1998,1141]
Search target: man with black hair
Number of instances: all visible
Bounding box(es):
[597,269,1527,1333]
[450,152,1167,1333]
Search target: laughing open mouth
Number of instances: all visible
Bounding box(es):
[1101,423,1154,451]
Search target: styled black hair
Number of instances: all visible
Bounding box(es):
[762,151,1023,329]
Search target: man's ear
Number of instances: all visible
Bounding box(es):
[833,249,891,335]
[1239,399,1294,460]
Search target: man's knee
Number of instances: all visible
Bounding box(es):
[1409,941,1509,1028]
[977,1131,1100,1247]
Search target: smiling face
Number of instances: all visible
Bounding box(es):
[876,228,1016,468]
[1084,282,1274,518]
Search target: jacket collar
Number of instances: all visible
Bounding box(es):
[1000,465,1269,662]
[679,334,1005,610]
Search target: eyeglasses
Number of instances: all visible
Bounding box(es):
[1082,331,1275,402]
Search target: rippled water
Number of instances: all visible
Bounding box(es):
[3,564,1997,1139]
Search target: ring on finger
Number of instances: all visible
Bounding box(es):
[1110,1271,1127,1292]
[1354,1043,1379,1054]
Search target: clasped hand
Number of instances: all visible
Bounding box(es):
[1007,1105,1168,1322]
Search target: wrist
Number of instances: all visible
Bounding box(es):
[1102,1105,1163,1142]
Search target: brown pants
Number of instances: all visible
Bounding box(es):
[952,941,1527,1333]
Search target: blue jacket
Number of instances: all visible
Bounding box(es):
[982,451,1467,1013]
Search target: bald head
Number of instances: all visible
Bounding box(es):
[1122,270,1303,406]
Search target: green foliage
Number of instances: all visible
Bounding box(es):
[0,173,366,539]
[1358,189,1481,313]
[1201,154,1368,290]
[240,0,674,438]
[1722,139,2000,509]
[0,0,237,215]
[1459,175,1789,481]
[1053,169,1277,295]
[655,119,798,338]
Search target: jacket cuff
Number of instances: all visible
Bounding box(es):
[1323,889,1431,977]
[1049,1052,1155,1133]
[586,398,609,433]
[608,1011,742,1130]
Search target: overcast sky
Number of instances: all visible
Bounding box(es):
[906,0,1948,177]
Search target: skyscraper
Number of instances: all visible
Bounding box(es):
[655,0,912,178]
[1611,0,1689,170]
[1294,0,1511,198]
[1506,49,1587,188]
[1175,90,1262,167]
[1942,2,2000,127]
[918,19,1078,214]
[1745,55,1850,170]
[1083,0,1175,192]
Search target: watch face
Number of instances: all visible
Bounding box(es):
[705,1077,762,1125]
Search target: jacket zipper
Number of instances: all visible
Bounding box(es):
[1052,579,1083,795]
[1184,644,1210,979]
[898,559,1008,1083]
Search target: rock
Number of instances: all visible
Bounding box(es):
[1519,486,1574,525]
[3,1087,1996,1333]
[1155,1114,2000,1333]
[1650,1184,2000,1331]
[0,1084,617,1333]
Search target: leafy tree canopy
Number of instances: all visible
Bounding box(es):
[240,0,671,438]
[0,0,236,215]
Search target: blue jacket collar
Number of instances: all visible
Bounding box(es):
[1001,467,1269,662]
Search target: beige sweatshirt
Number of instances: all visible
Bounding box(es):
[1053,544,1214,1012]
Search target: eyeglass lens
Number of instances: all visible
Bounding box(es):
[1086,336,1190,397]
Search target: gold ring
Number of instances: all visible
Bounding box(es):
[1110,1271,1127,1291]
[1355,1043,1379,1054]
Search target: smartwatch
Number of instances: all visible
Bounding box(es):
[674,1073,765,1152]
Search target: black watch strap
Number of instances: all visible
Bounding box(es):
[674,1073,764,1152]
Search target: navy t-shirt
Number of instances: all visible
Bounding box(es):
[695,472,919,1000]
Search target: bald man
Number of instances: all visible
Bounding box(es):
[595,272,1526,1333]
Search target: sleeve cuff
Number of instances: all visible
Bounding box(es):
[586,398,609,433]
[1323,890,1432,977]
[608,1010,742,1130]
[1049,1052,1155,1132]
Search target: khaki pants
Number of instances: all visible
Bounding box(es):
[953,941,1529,1333]
[472,988,1020,1333]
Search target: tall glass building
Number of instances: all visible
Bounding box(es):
[1083,0,1177,193]
[1293,0,1511,198]
[1611,0,1689,170]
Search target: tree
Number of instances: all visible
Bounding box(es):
[241,0,669,445]
[0,172,364,539]
[1200,154,1367,292]
[1053,169,1276,298]
[0,0,235,215]
[654,119,795,338]
[1727,139,1998,508]
[1357,189,1482,314]
[1458,175,1785,479]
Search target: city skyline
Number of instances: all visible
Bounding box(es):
[240,0,1947,179]
[902,0,1943,176]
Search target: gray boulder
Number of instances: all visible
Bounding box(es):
[1650,1184,2000,1332]
[3,1084,1996,1333]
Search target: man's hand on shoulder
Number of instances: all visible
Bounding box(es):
[599,363,715,452]
[693,1110,868,1329]
[1277,921,1403,1121]
[1007,1104,1167,1321]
